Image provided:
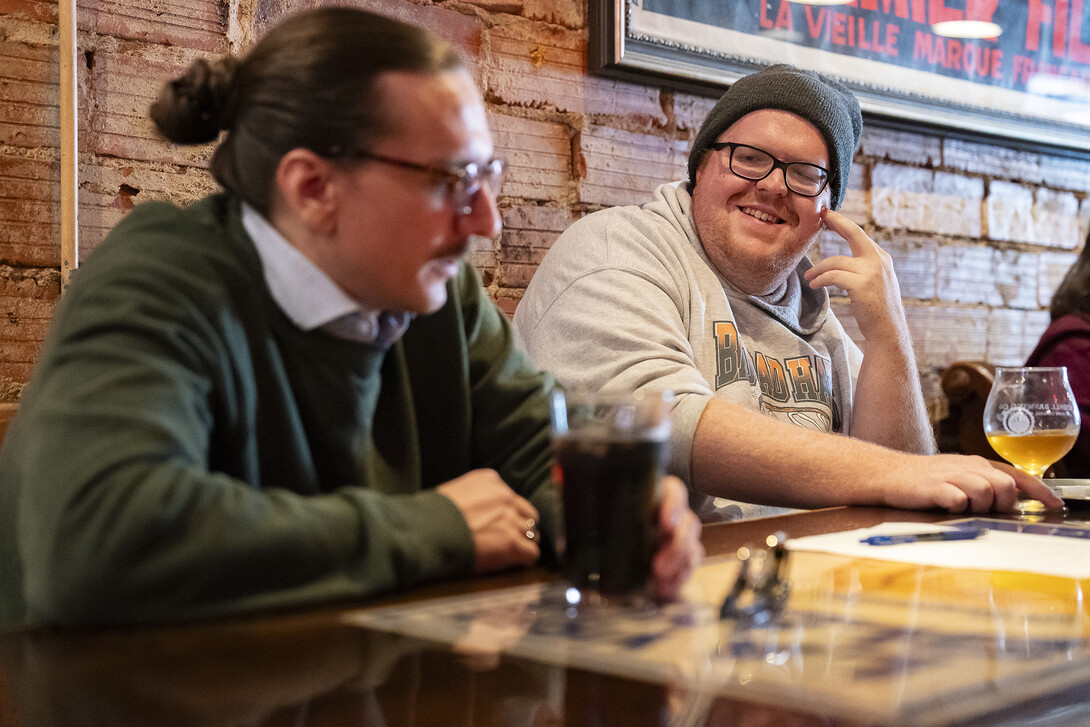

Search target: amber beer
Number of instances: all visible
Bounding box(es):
[985,429,1078,477]
[553,433,667,595]
[984,367,1080,514]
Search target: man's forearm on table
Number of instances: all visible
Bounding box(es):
[849,342,936,455]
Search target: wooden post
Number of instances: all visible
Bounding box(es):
[59,0,78,292]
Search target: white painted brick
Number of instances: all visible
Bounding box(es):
[936,245,1038,309]
[984,182,1077,245]
[487,20,665,123]
[986,180,1033,242]
[674,92,719,137]
[870,164,913,232]
[579,125,687,207]
[838,163,867,224]
[929,171,984,237]
[490,113,571,203]
[833,299,990,386]
[1038,250,1079,309]
[943,137,1042,183]
[887,234,939,301]
[936,245,993,305]
[872,163,982,236]
[993,249,1041,309]
[861,124,940,167]
[817,231,937,301]
[873,162,931,194]
[498,204,581,289]
[1031,188,1081,248]
[985,309,1051,366]
[1079,198,1090,244]
[501,204,579,233]
[904,304,989,370]
[1040,153,1090,193]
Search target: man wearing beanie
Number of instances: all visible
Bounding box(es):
[514,64,1055,520]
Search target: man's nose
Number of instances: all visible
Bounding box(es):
[457,183,502,238]
[754,165,790,196]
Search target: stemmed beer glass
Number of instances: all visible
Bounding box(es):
[983,367,1080,515]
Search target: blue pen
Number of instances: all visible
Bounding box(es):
[860,529,988,546]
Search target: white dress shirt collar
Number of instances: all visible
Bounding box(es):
[241,202,410,345]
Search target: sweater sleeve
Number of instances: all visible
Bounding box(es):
[455,268,562,565]
[5,204,476,626]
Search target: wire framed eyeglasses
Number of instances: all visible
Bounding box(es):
[707,142,829,198]
[331,148,505,215]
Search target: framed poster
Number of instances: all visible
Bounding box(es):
[591,1,1090,155]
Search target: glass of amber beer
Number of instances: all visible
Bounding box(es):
[549,389,672,603]
[983,367,1080,515]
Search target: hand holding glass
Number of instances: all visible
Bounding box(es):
[983,367,1079,514]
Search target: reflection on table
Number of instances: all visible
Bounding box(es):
[0,612,827,727]
[0,506,1087,727]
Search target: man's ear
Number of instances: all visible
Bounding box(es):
[274,149,339,238]
[692,151,713,187]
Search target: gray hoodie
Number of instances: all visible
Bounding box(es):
[514,181,862,521]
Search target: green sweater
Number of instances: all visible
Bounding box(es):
[0,194,559,627]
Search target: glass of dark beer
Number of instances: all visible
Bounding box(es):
[549,389,672,603]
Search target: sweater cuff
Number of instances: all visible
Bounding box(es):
[354,490,476,587]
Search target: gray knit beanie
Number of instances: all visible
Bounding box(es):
[688,64,862,210]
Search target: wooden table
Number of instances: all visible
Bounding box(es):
[0,505,1087,726]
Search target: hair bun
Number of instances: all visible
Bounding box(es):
[149,56,239,145]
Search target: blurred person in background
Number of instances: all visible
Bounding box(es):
[1025,229,1090,476]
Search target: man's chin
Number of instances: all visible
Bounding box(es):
[717,250,801,295]
[409,284,451,316]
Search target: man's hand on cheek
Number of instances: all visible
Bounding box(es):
[803,208,908,346]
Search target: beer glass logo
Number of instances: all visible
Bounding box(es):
[1002,406,1034,435]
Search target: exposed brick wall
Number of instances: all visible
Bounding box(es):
[0,0,226,400]
[2,0,1088,426]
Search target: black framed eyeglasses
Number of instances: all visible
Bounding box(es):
[331,148,505,215]
[707,142,829,198]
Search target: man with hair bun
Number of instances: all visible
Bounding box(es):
[0,7,703,627]
[515,64,1061,521]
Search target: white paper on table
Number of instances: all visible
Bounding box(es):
[785,521,1090,579]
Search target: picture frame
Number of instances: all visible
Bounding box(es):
[590,1,1090,156]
